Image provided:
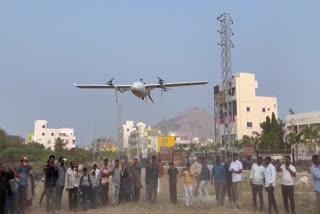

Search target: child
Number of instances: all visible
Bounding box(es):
[182,163,194,207]
[167,162,178,204]
[90,170,100,209]
[79,168,91,211]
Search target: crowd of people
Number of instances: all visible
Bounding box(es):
[1,153,320,214]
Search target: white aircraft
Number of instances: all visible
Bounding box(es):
[74,77,208,103]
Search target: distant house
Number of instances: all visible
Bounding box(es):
[31,120,76,150]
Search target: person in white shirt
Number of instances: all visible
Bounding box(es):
[277,156,296,214]
[250,157,265,212]
[264,157,278,214]
[229,153,243,209]
[191,158,202,197]
[91,164,101,180]
[66,161,80,212]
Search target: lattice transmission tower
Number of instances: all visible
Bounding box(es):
[217,13,235,151]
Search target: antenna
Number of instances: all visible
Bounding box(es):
[217,13,235,152]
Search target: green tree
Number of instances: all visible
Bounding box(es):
[259,113,285,151]
[301,126,320,154]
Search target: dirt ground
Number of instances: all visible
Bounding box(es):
[31,171,315,214]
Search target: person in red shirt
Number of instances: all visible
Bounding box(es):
[100,159,110,206]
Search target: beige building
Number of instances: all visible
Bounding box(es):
[31,120,76,150]
[214,73,278,143]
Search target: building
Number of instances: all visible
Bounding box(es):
[286,112,320,159]
[121,121,135,151]
[127,122,161,157]
[214,73,278,144]
[31,120,76,150]
[92,137,117,152]
[286,112,320,133]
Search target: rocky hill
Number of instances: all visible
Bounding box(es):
[153,107,214,139]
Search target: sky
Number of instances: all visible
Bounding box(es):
[0,1,319,146]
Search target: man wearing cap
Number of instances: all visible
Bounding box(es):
[16,157,32,214]
[56,157,67,212]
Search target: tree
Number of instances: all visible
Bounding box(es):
[259,113,285,151]
[301,126,320,154]
[55,137,67,150]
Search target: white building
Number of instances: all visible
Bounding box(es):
[286,112,320,133]
[32,120,76,150]
[214,73,278,143]
[286,112,320,159]
[121,121,135,151]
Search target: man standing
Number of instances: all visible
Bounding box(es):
[45,155,59,214]
[182,163,194,207]
[66,161,79,212]
[100,159,110,206]
[167,162,178,204]
[198,157,210,204]
[132,158,142,202]
[224,155,233,203]
[277,156,296,214]
[191,158,202,197]
[157,159,164,194]
[16,157,32,214]
[211,155,226,206]
[265,157,278,214]
[145,160,150,201]
[250,157,265,212]
[0,163,14,214]
[56,157,67,212]
[147,156,159,203]
[311,154,320,214]
[111,160,121,205]
[229,153,243,209]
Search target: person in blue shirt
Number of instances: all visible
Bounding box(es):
[16,157,32,214]
[211,155,226,206]
[311,154,320,213]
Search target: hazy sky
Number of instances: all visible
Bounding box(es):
[1,1,319,146]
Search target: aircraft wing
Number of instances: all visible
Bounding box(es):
[145,81,208,89]
[74,83,131,90]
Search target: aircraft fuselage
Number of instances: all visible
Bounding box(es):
[131,82,148,98]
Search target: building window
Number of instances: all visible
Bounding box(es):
[268,108,270,111]
[246,107,251,112]
[42,125,45,128]
[73,140,76,144]
[127,128,130,132]
[247,122,253,128]
[262,108,266,112]
[51,133,54,136]
[42,133,45,136]
[48,140,51,144]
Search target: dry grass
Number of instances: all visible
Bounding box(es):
[31,171,315,214]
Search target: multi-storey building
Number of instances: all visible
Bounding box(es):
[214,73,278,144]
[31,120,76,150]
